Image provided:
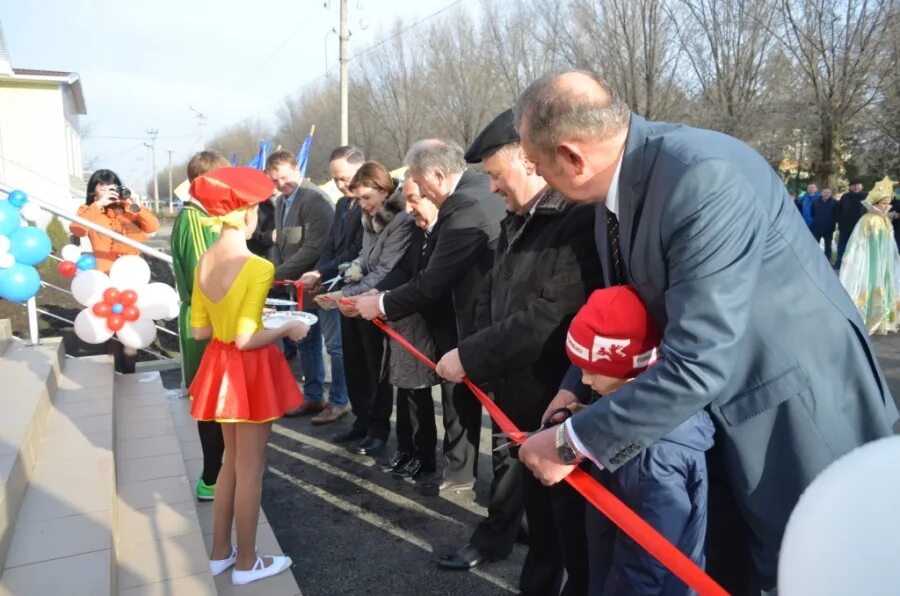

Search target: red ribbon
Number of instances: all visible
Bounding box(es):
[369,316,729,596]
[273,280,304,308]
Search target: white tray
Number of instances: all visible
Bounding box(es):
[262,311,318,330]
[265,298,298,307]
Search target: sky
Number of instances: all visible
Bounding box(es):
[0,0,478,191]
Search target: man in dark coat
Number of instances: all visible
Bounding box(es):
[356,139,505,496]
[515,71,897,594]
[836,181,869,266]
[811,187,838,262]
[247,194,277,259]
[434,109,599,595]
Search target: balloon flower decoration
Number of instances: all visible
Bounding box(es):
[72,255,179,349]
[57,243,97,278]
[0,190,52,302]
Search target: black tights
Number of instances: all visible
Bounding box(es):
[198,421,225,485]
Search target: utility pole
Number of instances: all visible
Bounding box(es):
[144,128,159,212]
[167,149,174,214]
[190,106,207,151]
[339,0,349,145]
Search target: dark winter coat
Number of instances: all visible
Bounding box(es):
[457,190,603,429]
[589,410,715,596]
[836,190,868,236]
[315,195,364,280]
[810,196,838,236]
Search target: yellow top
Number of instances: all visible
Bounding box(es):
[190,255,274,342]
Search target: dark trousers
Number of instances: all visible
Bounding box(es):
[813,229,834,261]
[396,387,437,466]
[342,317,393,441]
[470,426,589,596]
[197,421,224,485]
[836,232,851,267]
[439,381,481,483]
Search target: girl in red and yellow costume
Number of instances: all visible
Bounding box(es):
[188,167,306,586]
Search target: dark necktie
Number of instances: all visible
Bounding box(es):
[606,207,626,284]
[422,228,431,257]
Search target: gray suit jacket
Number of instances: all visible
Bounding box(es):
[571,114,898,569]
[273,180,334,283]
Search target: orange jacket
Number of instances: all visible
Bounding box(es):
[70,203,160,272]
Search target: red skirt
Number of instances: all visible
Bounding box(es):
[189,339,303,423]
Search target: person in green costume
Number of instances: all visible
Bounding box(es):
[171,151,231,501]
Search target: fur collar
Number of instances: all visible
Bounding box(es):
[362,183,406,234]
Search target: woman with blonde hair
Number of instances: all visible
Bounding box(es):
[839,177,900,335]
[188,167,307,585]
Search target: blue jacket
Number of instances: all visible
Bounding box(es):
[795,192,820,227]
[587,410,715,596]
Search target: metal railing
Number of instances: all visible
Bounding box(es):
[0,183,180,367]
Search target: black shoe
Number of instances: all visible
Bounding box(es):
[420,477,475,497]
[333,428,366,444]
[352,437,385,456]
[381,451,412,473]
[391,457,422,479]
[436,544,493,570]
[412,462,437,482]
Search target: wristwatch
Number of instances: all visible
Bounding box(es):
[129,203,141,214]
[555,424,579,464]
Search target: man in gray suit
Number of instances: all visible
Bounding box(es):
[515,70,898,593]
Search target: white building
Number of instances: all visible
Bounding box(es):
[0,25,86,212]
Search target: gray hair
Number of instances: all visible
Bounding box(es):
[513,70,630,152]
[404,139,466,176]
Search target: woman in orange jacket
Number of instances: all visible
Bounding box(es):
[70,169,160,273]
[70,169,161,372]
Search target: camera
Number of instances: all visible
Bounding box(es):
[115,186,132,201]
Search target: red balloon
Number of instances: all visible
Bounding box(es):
[107,315,125,332]
[122,305,140,322]
[103,287,120,304]
[57,261,77,278]
[92,302,111,317]
[120,289,138,306]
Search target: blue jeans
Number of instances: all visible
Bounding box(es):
[298,308,348,407]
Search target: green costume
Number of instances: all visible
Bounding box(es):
[171,202,218,387]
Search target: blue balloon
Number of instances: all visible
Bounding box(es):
[8,190,27,209]
[0,201,20,237]
[0,263,41,302]
[9,227,51,266]
[76,253,97,271]
[111,303,123,314]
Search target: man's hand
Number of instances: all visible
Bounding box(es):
[355,294,384,320]
[300,271,321,290]
[435,348,466,383]
[519,428,577,486]
[542,390,578,425]
[337,295,360,317]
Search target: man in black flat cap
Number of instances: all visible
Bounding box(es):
[433,109,601,595]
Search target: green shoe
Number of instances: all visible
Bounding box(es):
[196,476,215,502]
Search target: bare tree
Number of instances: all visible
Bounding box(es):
[773,0,893,183]
[566,0,687,119]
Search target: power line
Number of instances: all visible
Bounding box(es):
[90,133,195,140]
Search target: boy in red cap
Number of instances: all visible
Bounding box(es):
[564,286,714,596]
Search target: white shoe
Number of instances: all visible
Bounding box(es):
[231,555,293,586]
[209,547,237,576]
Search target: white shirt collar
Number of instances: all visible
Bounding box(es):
[447,169,465,197]
[605,155,624,216]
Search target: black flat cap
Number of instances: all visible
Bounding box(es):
[465,108,519,164]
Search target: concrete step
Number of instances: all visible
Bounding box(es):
[0,353,115,596]
[113,372,217,595]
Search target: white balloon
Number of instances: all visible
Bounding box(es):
[0,253,14,269]
[19,202,42,222]
[779,436,900,596]
[109,255,150,291]
[0,236,10,255]
[137,282,180,320]
[73,309,113,344]
[116,316,157,349]
[60,244,82,262]
[70,270,110,307]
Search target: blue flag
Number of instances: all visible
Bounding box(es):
[230,153,238,166]
[296,125,316,177]
[246,140,271,170]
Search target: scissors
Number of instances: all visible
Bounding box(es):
[322,274,343,291]
[493,407,574,459]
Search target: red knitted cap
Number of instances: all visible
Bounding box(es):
[189,167,275,216]
[566,286,661,379]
